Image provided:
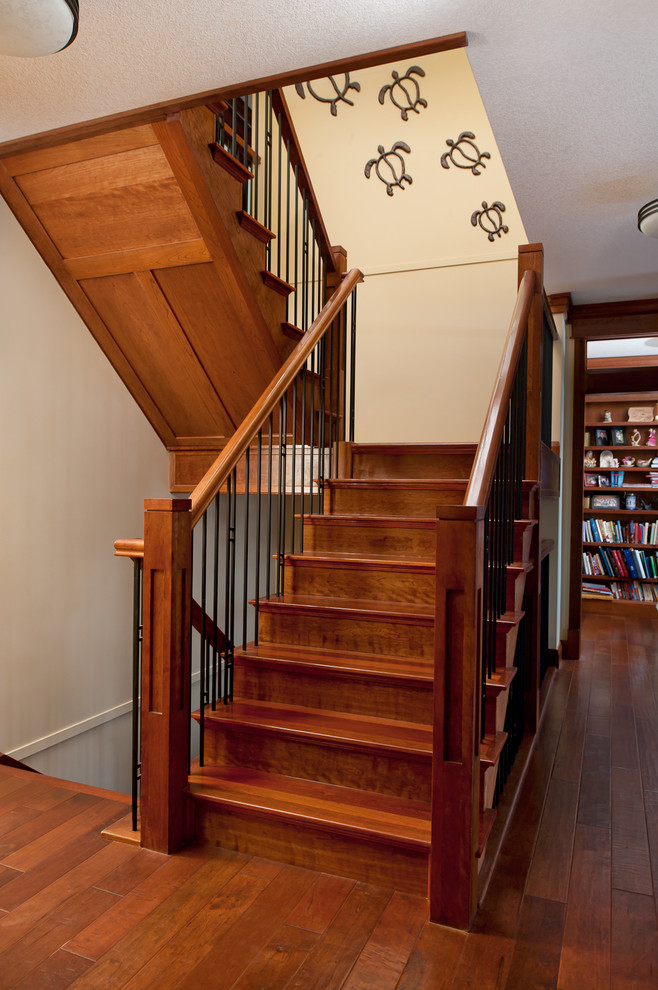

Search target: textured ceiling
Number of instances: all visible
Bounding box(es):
[1,0,657,303]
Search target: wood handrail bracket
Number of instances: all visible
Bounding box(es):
[189,267,363,526]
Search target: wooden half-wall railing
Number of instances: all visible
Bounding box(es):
[116,268,361,852]
[430,244,546,929]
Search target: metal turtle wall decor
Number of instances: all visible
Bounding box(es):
[471,201,509,241]
[295,74,361,116]
[364,142,413,196]
[441,131,491,176]
[378,66,427,121]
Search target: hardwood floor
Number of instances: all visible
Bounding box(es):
[0,612,656,988]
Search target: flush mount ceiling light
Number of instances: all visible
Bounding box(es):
[638,199,658,239]
[0,0,78,57]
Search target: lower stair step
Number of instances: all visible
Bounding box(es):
[285,552,435,604]
[188,765,431,895]
[234,643,433,722]
[193,700,432,800]
[301,514,436,558]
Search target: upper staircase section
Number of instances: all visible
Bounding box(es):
[0,98,336,470]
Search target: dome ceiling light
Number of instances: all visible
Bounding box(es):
[638,199,658,239]
[0,0,78,58]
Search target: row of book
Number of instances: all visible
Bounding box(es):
[582,580,658,602]
[582,546,658,580]
[582,517,658,545]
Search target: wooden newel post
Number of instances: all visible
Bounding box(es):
[430,505,485,930]
[140,498,193,853]
[518,243,544,733]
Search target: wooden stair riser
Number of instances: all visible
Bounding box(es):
[514,520,537,563]
[258,607,435,659]
[202,725,431,801]
[193,800,429,895]
[302,517,436,559]
[326,482,467,518]
[479,732,508,811]
[347,443,476,480]
[485,668,517,736]
[507,564,531,613]
[233,657,433,723]
[286,557,435,604]
[495,615,523,671]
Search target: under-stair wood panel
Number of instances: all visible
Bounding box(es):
[0,111,308,451]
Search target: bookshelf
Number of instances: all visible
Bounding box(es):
[582,394,658,610]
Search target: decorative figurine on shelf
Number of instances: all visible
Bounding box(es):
[622,455,635,466]
[603,409,612,422]
[625,493,637,510]
[631,428,642,446]
[637,458,652,467]
[648,428,657,447]
[584,450,597,468]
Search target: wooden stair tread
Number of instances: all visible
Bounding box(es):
[326,478,468,490]
[497,609,525,627]
[255,593,434,623]
[480,731,508,768]
[304,513,436,529]
[285,552,435,573]
[236,643,433,682]
[485,667,517,694]
[195,699,433,756]
[188,765,431,849]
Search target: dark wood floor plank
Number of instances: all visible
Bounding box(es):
[525,778,578,902]
[610,888,658,990]
[277,883,393,990]
[64,850,246,988]
[610,703,639,770]
[285,872,355,933]
[577,732,611,828]
[10,947,92,990]
[23,785,84,813]
[0,793,103,859]
[227,923,319,990]
[642,788,658,896]
[0,830,109,912]
[0,886,118,988]
[503,895,564,990]
[636,716,658,791]
[611,768,653,895]
[611,664,632,707]
[565,660,592,714]
[628,657,657,718]
[341,891,428,990]
[394,922,465,990]
[0,841,136,955]
[63,848,212,962]
[449,931,514,989]
[552,708,586,784]
[0,797,129,872]
[557,824,611,990]
[92,847,167,897]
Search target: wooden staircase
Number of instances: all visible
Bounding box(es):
[187,442,535,895]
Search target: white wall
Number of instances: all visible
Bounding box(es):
[0,197,170,793]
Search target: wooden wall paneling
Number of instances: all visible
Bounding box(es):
[2,124,159,177]
[178,107,292,360]
[151,117,284,372]
[430,504,484,930]
[0,160,177,445]
[566,337,586,659]
[80,271,235,438]
[140,499,193,854]
[153,262,282,428]
[14,145,203,261]
[65,240,212,281]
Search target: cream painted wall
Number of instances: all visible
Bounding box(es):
[356,259,519,442]
[0,197,170,792]
[285,49,528,442]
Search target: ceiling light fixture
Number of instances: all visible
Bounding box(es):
[0,0,78,58]
[638,199,658,239]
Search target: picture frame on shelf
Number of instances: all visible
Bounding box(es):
[585,473,598,486]
[595,428,610,446]
[612,427,626,445]
[591,493,620,510]
[598,474,610,487]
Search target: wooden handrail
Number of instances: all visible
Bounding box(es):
[114,538,144,559]
[190,267,362,526]
[464,269,536,508]
[271,90,337,271]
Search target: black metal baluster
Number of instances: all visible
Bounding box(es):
[212,492,220,710]
[199,512,207,756]
[328,316,335,479]
[276,112,283,279]
[277,397,287,596]
[228,467,237,702]
[300,365,307,551]
[254,430,262,645]
[230,98,238,159]
[223,473,232,704]
[291,377,298,554]
[131,558,142,831]
[266,413,274,599]
[293,165,299,329]
[253,91,261,223]
[285,138,291,317]
[318,335,327,514]
[349,290,357,442]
